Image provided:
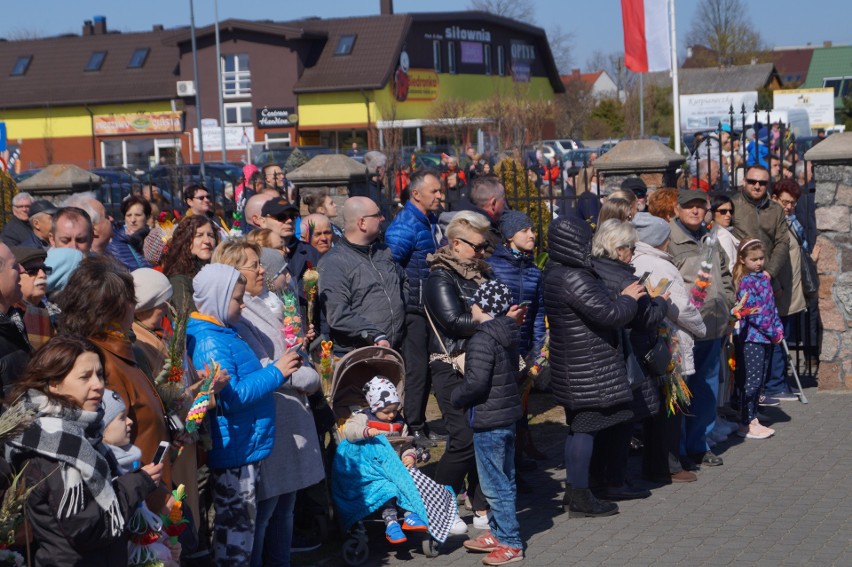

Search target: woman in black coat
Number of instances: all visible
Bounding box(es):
[543,215,646,518]
[424,210,523,529]
[590,219,668,501]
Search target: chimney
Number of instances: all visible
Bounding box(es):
[152,24,164,32]
[380,0,394,15]
[93,15,107,35]
[82,20,94,36]
[572,68,580,78]
[823,40,832,48]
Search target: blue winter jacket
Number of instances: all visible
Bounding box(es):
[487,244,546,358]
[186,315,286,469]
[385,201,438,314]
[107,226,151,271]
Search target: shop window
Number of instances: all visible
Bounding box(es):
[448,42,457,74]
[222,54,251,98]
[11,55,32,76]
[265,132,292,147]
[484,45,492,75]
[128,48,150,69]
[225,102,253,126]
[335,35,357,56]
[497,46,505,76]
[433,40,442,73]
[85,51,107,72]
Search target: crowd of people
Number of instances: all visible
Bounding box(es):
[0,141,818,566]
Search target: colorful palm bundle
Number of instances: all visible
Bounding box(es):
[280,289,303,342]
[160,485,188,546]
[660,326,693,416]
[303,261,319,329]
[730,290,759,333]
[154,306,190,414]
[128,503,168,566]
[688,229,718,310]
[319,340,334,395]
[228,210,244,238]
[185,361,219,434]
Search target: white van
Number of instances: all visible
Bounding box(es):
[744,108,812,137]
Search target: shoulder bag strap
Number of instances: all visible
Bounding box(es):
[423,305,452,358]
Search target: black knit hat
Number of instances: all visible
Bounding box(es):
[472,280,513,318]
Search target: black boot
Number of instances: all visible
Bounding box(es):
[567,488,618,518]
[561,483,572,512]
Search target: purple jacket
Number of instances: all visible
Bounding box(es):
[737,272,784,344]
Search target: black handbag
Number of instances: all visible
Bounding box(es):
[620,329,670,389]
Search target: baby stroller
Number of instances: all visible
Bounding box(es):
[329,346,447,565]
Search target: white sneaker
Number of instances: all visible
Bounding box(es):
[472,511,492,530]
[449,517,468,535]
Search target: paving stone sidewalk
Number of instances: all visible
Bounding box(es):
[363,389,852,566]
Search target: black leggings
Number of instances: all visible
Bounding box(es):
[429,360,487,511]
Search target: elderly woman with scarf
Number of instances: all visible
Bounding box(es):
[424,210,525,531]
[186,263,302,566]
[211,240,324,567]
[6,335,161,566]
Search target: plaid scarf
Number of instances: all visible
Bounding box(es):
[5,390,125,536]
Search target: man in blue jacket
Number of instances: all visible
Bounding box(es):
[385,168,444,447]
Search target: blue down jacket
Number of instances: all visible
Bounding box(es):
[487,244,546,357]
[384,201,438,314]
[187,315,285,468]
[107,226,151,271]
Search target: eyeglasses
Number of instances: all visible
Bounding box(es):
[23,265,53,276]
[458,237,490,254]
[777,198,796,207]
[194,194,211,201]
[361,212,384,220]
[715,208,734,215]
[274,211,299,221]
[237,262,262,272]
[13,204,30,209]
[745,178,769,187]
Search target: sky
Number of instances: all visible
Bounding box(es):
[1,0,849,72]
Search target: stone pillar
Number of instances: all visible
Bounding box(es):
[804,133,852,390]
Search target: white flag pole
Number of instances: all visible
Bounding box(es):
[669,0,681,154]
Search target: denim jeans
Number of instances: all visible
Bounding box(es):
[766,315,797,395]
[250,491,297,567]
[473,424,522,550]
[682,338,722,456]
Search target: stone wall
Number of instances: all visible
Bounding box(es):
[812,163,852,390]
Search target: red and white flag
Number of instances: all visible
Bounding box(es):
[621,0,671,73]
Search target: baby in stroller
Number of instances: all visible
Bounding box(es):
[341,376,428,544]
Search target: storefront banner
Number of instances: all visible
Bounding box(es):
[679,91,758,133]
[405,69,439,101]
[193,126,254,152]
[94,112,182,136]
[773,88,835,129]
[256,107,296,128]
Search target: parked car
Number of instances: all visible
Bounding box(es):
[145,164,237,211]
[90,168,145,219]
[542,138,582,154]
[252,146,334,168]
[11,169,41,184]
[564,148,601,169]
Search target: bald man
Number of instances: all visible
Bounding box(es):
[244,193,275,233]
[318,197,407,354]
[300,213,334,255]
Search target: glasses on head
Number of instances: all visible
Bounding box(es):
[458,237,490,254]
[23,265,53,276]
[715,208,734,215]
[745,178,769,187]
[361,212,384,220]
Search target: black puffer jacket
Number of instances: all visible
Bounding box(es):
[424,248,490,355]
[543,216,638,410]
[450,316,522,430]
[0,311,32,399]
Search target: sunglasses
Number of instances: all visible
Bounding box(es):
[458,237,490,254]
[193,194,211,201]
[275,211,299,221]
[715,208,734,215]
[745,178,769,187]
[24,265,53,276]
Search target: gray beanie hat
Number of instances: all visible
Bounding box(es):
[260,247,287,278]
[632,212,671,247]
[102,389,126,427]
[499,210,533,240]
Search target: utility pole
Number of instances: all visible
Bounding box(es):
[189,0,205,175]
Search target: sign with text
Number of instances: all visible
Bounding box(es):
[94,112,182,136]
[404,69,439,101]
[679,91,758,133]
[256,106,296,128]
[510,40,535,82]
[193,126,254,152]
[773,88,835,129]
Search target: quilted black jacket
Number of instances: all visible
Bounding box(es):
[424,267,481,355]
[542,216,637,410]
[450,316,522,430]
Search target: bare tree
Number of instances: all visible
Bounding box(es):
[554,80,596,139]
[468,0,535,23]
[685,0,765,67]
[586,51,636,94]
[6,28,44,40]
[425,98,474,156]
[547,25,574,74]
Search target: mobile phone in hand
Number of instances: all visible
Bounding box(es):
[152,441,170,465]
[637,271,652,286]
[518,301,531,308]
